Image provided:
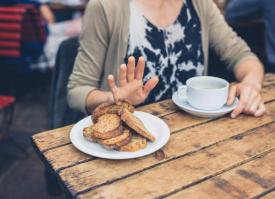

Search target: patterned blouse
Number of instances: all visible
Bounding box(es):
[125,0,204,104]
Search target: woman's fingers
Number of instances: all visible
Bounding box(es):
[227,84,237,105]
[127,56,135,82]
[108,75,120,103]
[119,64,127,87]
[135,57,145,80]
[108,75,116,91]
[143,76,159,96]
[231,87,250,118]
[243,89,258,112]
[254,103,266,117]
[246,95,261,114]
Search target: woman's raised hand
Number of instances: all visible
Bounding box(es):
[108,56,159,105]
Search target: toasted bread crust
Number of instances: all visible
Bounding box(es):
[100,129,130,146]
[83,126,101,142]
[119,135,147,152]
[93,125,122,139]
[120,108,156,142]
[84,126,131,150]
[84,102,156,152]
[83,126,95,142]
[101,133,132,150]
[92,101,134,122]
[92,114,123,139]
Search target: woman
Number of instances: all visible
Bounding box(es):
[67,0,265,118]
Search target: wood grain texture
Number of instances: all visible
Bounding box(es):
[60,102,275,196]
[263,73,275,86]
[43,145,93,171]
[31,74,275,198]
[32,125,73,152]
[261,84,275,102]
[168,152,275,199]
[261,191,275,199]
[45,100,275,173]
[79,122,275,199]
[137,99,178,117]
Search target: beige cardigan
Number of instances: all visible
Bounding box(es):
[67,0,258,113]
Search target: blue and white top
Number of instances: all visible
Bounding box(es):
[125,0,204,104]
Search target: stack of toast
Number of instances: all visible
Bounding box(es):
[83,101,156,152]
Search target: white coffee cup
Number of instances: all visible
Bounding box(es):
[178,76,229,110]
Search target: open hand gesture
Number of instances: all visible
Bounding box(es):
[108,56,159,105]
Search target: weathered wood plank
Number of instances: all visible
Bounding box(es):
[168,152,275,199]
[263,73,275,86]
[43,89,275,172]
[78,122,275,199]
[261,191,275,199]
[44,145,94,171]
[137,99,178,117]
[59,102,275,196]
[32,83,275,154]
[31,74,275,198]
[261,84,275,102]
[162,112,212,133]
[32,125,73,152]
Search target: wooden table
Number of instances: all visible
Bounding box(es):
[32,74,275,199]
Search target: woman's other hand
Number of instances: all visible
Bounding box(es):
[227,81,265,118]
[108,56,159,105]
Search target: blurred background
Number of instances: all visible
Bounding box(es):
[0,0,271,198]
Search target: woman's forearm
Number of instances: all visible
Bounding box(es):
[85,90,114,114]
[234,59,264,90]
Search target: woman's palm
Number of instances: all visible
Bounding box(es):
[108,57,159,105]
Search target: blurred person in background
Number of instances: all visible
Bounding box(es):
[31,0,83,70]
[226,0,275,73]
[68,0,266,119]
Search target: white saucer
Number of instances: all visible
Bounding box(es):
[172,93,238,118]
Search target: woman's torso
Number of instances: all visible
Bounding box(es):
[125,0,204,104]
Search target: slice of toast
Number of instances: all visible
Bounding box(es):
[119,135,147,152]
[83,126,131,150]
[120,108,156,142]
[83,126,97,142]
[100,128,132,150]
[92,114,123,139]
[92,101,134,123]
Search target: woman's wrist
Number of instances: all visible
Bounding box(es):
[235,59,264,91]
[106,91,115,103]
[241,73,262,91]
[85,90,115,113]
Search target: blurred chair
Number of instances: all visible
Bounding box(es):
[0,96,15,139]
[0,4,47,57]
[48,37,84,129]
[0,4,46,156]
[0,95,28,156]
[46,37,84,196]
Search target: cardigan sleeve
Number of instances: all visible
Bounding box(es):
[67,0,109,113]
[207,0,259,72]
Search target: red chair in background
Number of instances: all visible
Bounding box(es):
[0,96,15,139]
[0,4,46,155]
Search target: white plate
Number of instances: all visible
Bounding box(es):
[70,111,170,160]
[172,93,238,118]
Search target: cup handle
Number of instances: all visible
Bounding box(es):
[177,85,187,100]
